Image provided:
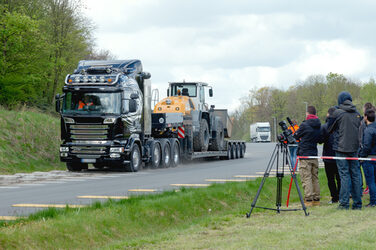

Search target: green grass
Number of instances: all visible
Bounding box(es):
[1,170,361,249]
[0,106,64,174]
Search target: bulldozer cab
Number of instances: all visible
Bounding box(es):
[169,82,212,112]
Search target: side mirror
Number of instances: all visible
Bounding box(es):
[55,94,61,113]
[142,72,151,79]
[129,99,137,113]
[130,93,139,99]
[209,88,213,97]
[167,89,169,97]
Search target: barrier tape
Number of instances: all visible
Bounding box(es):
[297,156,376,161]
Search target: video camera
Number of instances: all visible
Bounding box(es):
[276,117,297,144]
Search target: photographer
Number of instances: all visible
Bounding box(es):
[294,106,321,206]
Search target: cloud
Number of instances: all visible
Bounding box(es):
[83,0,376,112]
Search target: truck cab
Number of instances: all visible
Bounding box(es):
[56,60,151,172]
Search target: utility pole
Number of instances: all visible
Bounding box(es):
[303,102,308,113]
[273,117,277,142]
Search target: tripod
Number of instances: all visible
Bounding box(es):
[246,142,309,218]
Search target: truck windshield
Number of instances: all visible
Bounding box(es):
[171,84,197,97]
[62,92,121,115]
[257,127,270,132]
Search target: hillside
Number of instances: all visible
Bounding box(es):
[0,107,64,174]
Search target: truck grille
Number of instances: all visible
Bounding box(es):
[260,135,269,140]
[71,146,107,155]
[69,124,109,141]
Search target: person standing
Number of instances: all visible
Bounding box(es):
[320,107,341,204]
[294,106,321,206]
[329,91,362,210]
[359,109,376,207]
[359,103,374,195]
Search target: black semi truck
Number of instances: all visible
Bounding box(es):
[56,60,245,171]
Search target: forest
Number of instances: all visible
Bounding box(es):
[231,72,376,141]
[0,0,111,108]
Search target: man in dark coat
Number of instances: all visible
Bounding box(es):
[329,91,362,210]
[359,109,376,207]
[320,107,341,203]
[294,106,321,206]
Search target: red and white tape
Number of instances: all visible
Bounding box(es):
[297,156,376,161]
[178,126,185,138]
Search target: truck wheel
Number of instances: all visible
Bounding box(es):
[170,140,180,167]
[66,162,87,172]
[160,139,171,168]
[230,144,235,159]
[149,141,161,169]
[125,145,141,172]
[209,122,224,151]
[193,119,209,152]
[235,144,240,159]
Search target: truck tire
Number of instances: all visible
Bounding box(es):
[170,140,180,167]
[235,144,240,159]
[149,141,161,169]
[230,144,235,159]
[160,139,172,168]
[220,144,231,160]
[209,122,224,151]
[66,162,87,172]
[193,119,209,152]
[239,143,244,158]
[125,144,141,172]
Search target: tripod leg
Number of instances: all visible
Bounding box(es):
[246,145,279,218]
[292,173,309,216]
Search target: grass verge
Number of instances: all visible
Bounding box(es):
[0,106,64,174]
[0,170,360,249]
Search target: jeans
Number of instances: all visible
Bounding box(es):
[289,145,298,169]
[363,161,376,205]
[335,151,362,209]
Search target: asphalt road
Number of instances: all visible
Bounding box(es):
[0,143,316,218]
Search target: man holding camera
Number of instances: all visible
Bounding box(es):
[294,106,321,206]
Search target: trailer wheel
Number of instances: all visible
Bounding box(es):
[160,139,172,168]
[149,141,161,169]
[170,140,180,167]
[66,162,87,172]
[193,119,209,152]
[239,143,244,158]
[230,144,235,159]
[235,144,240,159]
[209,122,224,151]
[220,144,231,160]
[125,144,141,172]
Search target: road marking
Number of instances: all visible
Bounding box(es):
[205,179,248,182]
[77,195,128,199]
[128,189,157,192]
[0,186,20,189]
[12,204,86,208]
[0,216,25,221]
[233,175,262,178]
[17,184,45,186]
[170,184,210,187]
[38,181,67,184]
[58,178,87,182]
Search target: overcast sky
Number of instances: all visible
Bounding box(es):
[83,0,376,112]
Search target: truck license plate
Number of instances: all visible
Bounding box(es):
[81,159,96,163]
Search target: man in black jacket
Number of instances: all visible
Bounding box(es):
[320,107,341,203]
[329,91,362,210]
[294,106,321,206]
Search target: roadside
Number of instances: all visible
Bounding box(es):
[2,169,367,249]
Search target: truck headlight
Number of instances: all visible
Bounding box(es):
[110,153,121,158]
[64,117,74,124]
[104,118,116,124]
[60,147,69,152]
[110,147,124,153]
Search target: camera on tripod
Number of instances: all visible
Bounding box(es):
[277,119,297,144]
